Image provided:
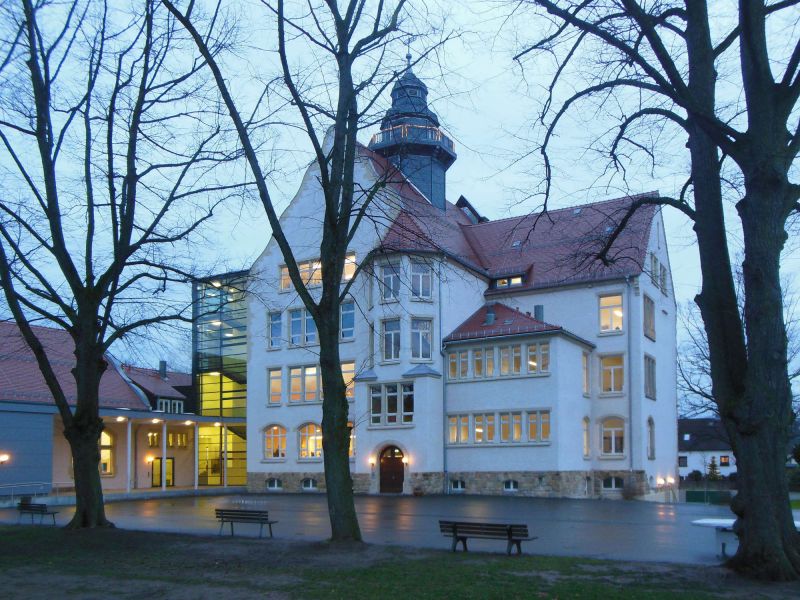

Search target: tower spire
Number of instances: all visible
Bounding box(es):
[405,38,412,69]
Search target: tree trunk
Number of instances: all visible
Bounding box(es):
[318,314,362,542]
[63,415,113,529]
[726,176,800,579]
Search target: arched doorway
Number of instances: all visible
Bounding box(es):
[379,446,404,493]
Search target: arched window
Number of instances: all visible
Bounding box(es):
[601,418,625,455]
[298,423,322,459]
[647,417,656,460]
[99,430,114,476]
[582,417,590,458]
[264,425,286,459]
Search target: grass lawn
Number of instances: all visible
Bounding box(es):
[791,499,800,509]
[0,525,796,599]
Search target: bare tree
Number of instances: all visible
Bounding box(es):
[513,0,800,580]
[165,0,450,542]
[0,0,242,527]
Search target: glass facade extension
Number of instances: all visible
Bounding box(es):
[193,272,248,485]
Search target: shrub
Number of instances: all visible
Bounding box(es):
[688,470,703,482]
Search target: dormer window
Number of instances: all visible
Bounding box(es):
[407,89,419,97]
[493,275,523,289]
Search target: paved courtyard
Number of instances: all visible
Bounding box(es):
[1,493,753,565]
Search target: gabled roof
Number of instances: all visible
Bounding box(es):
[122,365,191,400]
[443,303,561,343]
[678,418,731,452]
[364,146,659,290]
[0,321,150,410]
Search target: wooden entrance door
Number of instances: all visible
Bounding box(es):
[152,457,174,487]
[379,446,404,493]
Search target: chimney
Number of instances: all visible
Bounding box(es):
[158,360,167,379]
[534,305,544,321]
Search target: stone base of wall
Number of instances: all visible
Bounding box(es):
[247,471,326,494]
[247,469,647,498]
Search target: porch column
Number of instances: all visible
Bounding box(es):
[125,418,132,493]
[193,422,199,490]
[161,420,167,491]
[222,424,228,488]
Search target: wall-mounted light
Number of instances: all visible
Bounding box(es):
[666,476,675,485]
[656,477,666,486]
[116,416,127,422]
[207,371,221,377]
[402,456,409,465]
[145,455,155,464]
[214,422,222,427]
[0,453,10,466]
[184,420,194,426]
[151,418,161,424]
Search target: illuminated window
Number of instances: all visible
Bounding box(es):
[473,413,495,443]
[269,369,282,405]
[347,421,355,458]
[527,342,550,374]
[280,253,355,290]
[341,361,355,400]
[493,275,523,289]
[601,355,624,393]
[599,294,623,332]
[343,253,357,281]
[448,415,469,444]
[601,418,625,455]
[298,423,323,459]
[147,432,160,448]
[473,349,484,377]
[264,425,286,459]
[499,345,521,375]
[719,455,730,467]
[527,410,551,442]
[499,412,522,442]
[168,432,187,448]
[99,431,114,476]
[289,365,320,403]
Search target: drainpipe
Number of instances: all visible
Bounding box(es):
[439,257,448,495]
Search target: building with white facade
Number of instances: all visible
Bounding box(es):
[245,67,678,498]
[677,418,737,479]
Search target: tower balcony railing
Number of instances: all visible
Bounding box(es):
[370,124,455,153]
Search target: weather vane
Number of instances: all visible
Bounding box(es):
[405,37,414,69]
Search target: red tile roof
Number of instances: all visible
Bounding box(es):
[122,365,191,400]
[0,321,150,410]
[444,303,561,343]
[365,146,658,290]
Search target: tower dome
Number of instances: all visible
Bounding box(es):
[368,60,456,211]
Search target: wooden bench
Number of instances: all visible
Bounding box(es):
[17,502,58,525]
[439,520,536,555]
[215,508,277,538]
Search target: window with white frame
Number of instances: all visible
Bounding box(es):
[601,417,625,455]
[451,479,466,492]
[341,361,355,400]
[269,311,282,348]
[348,421,355,458]
[678,456,688,468]
[448,351,468,379]
[343,253,357,281]
[603,476,624,490]
[503,479,519,492]
[370,383,414,426]
[499,345,522,375]
[601,355,624,393]
[340,301,355,339]
[493,275,523,288]
[473,413,495,443]
[582,353,590,395]
[279,253,357,291]
[485,348,495,376]
[267,477,282,490]
[660,265,669,296]
[411,318,432,360]
[644,355,657,400]
[100,431,114,476]
[289,365,320,403]
[582,417,590,458]
[264,425,286,459]
[448,415,470,444]
[527,410,551,442]
[298,423,323,459]
[650,253,659,285]
[289,308,317,345]
[268,369,282,405]
[382,319,401,361]
[527,342,550,374]
[381,263,401,301]
[473,349,484,377]
[302,477,318,490]
[411,261,433,299]
[647,417,656,460]
[499,412,523,442]
[599,294,624,332]
[643,295,656,340]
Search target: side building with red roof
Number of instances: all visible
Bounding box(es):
[244,66,677,498]
[0,321,244,498]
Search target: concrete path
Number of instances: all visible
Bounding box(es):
[1,493,749,565]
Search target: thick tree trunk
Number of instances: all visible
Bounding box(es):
[318,314,362,542]
[64,416,113,529]
[726,177,800,579]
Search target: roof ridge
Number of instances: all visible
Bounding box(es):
[464,191,659,228]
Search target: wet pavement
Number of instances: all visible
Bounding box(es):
[1,493,747,565]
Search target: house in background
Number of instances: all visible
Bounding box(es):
[0,321,244,497]
[244,65,678,498]
[677,418,736,478]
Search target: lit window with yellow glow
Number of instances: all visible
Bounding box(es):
[599,294,624,332]
[264,425,286,459]
[99,431,114,476]
[298,423,323,459]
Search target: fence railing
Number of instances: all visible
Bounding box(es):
[0,481,74,502]
[370,124,455,152]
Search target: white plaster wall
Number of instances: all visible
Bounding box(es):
[679,450,737,478]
